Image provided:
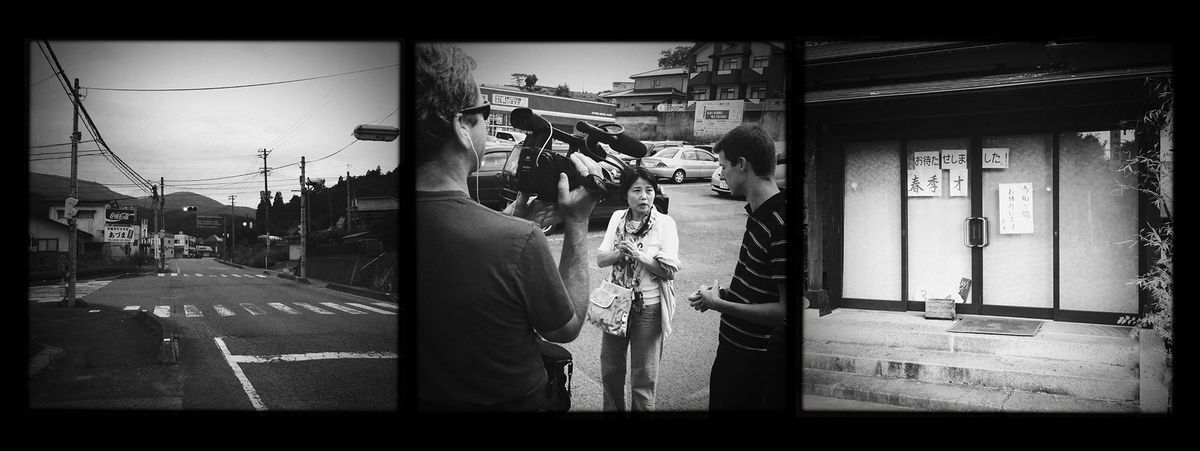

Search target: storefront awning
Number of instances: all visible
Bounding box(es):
[490,104,616,124]
[806,65,1172,104]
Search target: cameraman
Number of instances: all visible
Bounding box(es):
[415,43,603,412]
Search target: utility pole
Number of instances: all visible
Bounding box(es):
[299,156,307,279]
[258,148,271,270]
[159,177,166,272]
[346,169,353,233]
[66,78,80,307]
[228,194,236,262]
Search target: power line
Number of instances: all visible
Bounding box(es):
[82,64,399,92]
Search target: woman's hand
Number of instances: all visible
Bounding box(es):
[689,279,722,313]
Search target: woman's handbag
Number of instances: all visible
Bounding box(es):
[587,278,634,337]
[539,339,572,412]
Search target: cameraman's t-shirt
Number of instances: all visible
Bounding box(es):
[416,190,575,411]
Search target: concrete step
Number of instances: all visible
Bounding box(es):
[804,308,1138,367]
[804,340,1139,402]
[803,368,1141,413]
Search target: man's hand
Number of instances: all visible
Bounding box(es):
[557,153,603,223]
[689,279,722,313]
[504,191,563,229]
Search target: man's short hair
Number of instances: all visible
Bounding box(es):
[415,43,481,163]
[713,123,776,178]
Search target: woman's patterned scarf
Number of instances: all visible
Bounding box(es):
[612,207,655,315]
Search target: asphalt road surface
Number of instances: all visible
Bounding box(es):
[545,179,749,412]
[80,257,398,412]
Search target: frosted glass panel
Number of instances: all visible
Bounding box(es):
[1059,131,1139,313]
[982,135,1053,308]
[906,139,972,302]
[842,142,901,301]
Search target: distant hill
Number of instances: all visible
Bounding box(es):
[125,191,256,218]
[28,172,255,217]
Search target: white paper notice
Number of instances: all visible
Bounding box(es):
[907,168,941,197]
[947,168,968,197]
[998,183,1034,234]
[941,149,967,169]
[982,148,1010,169]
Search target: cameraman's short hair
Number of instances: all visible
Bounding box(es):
[713,123,776,178]
[415,43,480,162]
[620,166,661,197]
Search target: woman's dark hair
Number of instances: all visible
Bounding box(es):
[620,165,661,197]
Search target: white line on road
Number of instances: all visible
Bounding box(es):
[372,302,399,310]
[220,274,228,277]
[240,303,268,315]
[292,302,334,314]
[170,273,178,277]
[213,304,236,316]
[255,275,267,278]
[213,337,267,411]
[184,305,204,317]
[346,303,396,315]
[228,351,398,364]
[319,302,366,314]
[196,274,204,277]
[153,306,171,317]
[123,305,140,311]
[268,302,301,315]
[157,273,164,277]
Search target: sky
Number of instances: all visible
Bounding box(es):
[27,40,400,208]
[450,41,695,95]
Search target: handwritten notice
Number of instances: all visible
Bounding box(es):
[948,168,968,197]
[982,148,1010,169]
[941,149,967,169]
[908,168,941,197]
[998,183,1034,234]
[913,151,940,169]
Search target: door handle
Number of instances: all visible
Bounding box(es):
[964,217,990,248]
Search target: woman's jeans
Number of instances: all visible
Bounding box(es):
[600,302,662,411]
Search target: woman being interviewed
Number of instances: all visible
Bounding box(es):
[596,165,681,412]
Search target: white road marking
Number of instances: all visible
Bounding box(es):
[346,303,396,315]
[195,274,204,277]
[372,302,399,310]
[158,273,165,277]
[319,303,366,314]
[220,274,228,277]
[123,305,140,311]
[293,302,334,314]
[171,273,178,277]
[184,305,204,317]
[240,303,267,315]
[255,275,267,278]
[229,351,398,364]
[213,304,236,316]
[213,337,267,411]
[153,306,172,317]
[268,303,301,315]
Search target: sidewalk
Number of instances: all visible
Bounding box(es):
[27,267,182,410]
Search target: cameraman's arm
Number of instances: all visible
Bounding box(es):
[540,154,603,343]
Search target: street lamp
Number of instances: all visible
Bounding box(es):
[353,124,400,142]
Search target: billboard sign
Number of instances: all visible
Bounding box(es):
[105,208,138,225]
[694,100,744,138]
[196,215,222,230]
[104,225,136,243]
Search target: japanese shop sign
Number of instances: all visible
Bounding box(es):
[104,225,136,243]
[490,93,529,108]
[104,208,138,225]
[982,148,1010,169]
[941,149,967,169]
[998,183,1034,234]
[694,100,745,137]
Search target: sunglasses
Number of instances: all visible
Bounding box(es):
[459,101,490,120]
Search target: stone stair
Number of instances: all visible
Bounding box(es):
[801,308,1143,413]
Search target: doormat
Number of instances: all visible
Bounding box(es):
[947,316,1044,336]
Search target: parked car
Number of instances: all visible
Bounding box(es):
[495,130,526,144]
[499,147,669,234]
[639,146,720,184]
[711,141,788,198]
[467,143,518,210]
[627,140,685,166]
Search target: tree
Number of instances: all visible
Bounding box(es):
[524,74,538,90]
[658,45,693,69]
[511,73,529,87]
[554,84,571,97]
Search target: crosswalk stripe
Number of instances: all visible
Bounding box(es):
[153,306,171,317]
[346,303,396,315]
[171,273,178,277]
[184,305,204,317]
[196,274,204,277]
[213,304,236,316]
[221,274,228,277]
[157,273,164,277]
[123,305,140,311]
[372,302,399,310]
[240,303,268,315]
[268,303,301,315]
[293,302,334,314]
[320,302,366,314]
[255,275,267,278]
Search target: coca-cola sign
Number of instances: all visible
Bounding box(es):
[105,208,138,225]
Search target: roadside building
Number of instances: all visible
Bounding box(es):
[804,39,1173,324]
[479,84,617,138]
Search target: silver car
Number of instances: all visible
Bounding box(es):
[639,146,720,184]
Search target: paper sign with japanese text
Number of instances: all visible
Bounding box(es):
[998,183,1034,234]
[947,168,968,197]
[907,168,941,197]
[941,149,967,169]
[982,148,1010,169]
[913,151,940,169]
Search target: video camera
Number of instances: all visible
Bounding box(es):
[510,107,648,203]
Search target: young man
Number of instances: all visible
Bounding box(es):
[689,123,788,411]
[414,43,604,411]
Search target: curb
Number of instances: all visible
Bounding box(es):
[325,283,397,303]
[277,273,311,284]
[134,310,179,365]
[215,259,245,270]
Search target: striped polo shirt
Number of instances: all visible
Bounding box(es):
[720,191,787,352]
